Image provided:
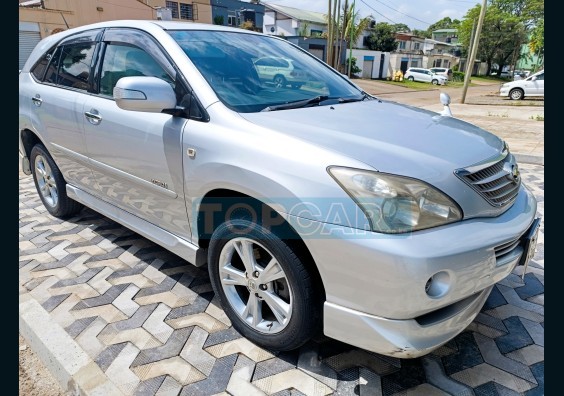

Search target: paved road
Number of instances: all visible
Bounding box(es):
[19,161,544,395]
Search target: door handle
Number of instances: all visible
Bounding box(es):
[31,95,42,107]
[84,110,102,125]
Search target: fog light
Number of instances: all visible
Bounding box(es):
[425,271,450,298]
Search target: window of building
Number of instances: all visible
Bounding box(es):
[228,15,239,26]
[414,43,420,50]
[99,44,174,97]
[179,3,193,20]
[410,59,419,67]
[310,29,323,37]
[166,1,179,19]
[54,43,96,91]
[398,41,406,50]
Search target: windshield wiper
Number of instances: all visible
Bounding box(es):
[261,95,330,112]
[261,92,373,112]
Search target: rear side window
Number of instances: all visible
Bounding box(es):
[31,48,55,81]
[56,42,97,90]
[99,44,174,97]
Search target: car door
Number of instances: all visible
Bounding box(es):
[81,28,191,239]
[532,71,544,95]
[27,29,102,194]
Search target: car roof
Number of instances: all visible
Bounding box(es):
[22,20,266,72]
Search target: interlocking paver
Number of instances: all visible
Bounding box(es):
[18,163,544,395]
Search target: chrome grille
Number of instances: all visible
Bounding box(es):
[455,154,521,207]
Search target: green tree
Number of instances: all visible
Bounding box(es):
[391,23,410,33]
[427,17,461,33]
[411,28,431,38]
[459,4,527,75]
[365,22,398,52]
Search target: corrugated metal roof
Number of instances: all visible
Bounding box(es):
[432,29,458,33]
[264,3,327,25]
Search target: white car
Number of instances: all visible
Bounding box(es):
[429,67,453,81]
[500,69,544,100]
[404,68,447,85]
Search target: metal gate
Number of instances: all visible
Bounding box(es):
[19,22,41,70]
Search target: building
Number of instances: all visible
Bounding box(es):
[145,0,212,24]
[263,3,327,37]
[423,38,460,69]
[210,0,264,30]
[431,28,459,44]
[19,0,155,69]
[351,49,390,79]
[389,32,426,73]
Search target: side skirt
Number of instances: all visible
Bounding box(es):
[66,184,204,266]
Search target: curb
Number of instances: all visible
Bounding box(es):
[514,153,544,166]
[19,294,124,395]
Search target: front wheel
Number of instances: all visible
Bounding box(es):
[30,144,83,218]
[273,75,287,88]
[208,219,319,351]
[407,76,414,82]
[432,79,439,85]
[509,88,524,100]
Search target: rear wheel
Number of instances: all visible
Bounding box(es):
[30,144,83,218]
[208,219,319,351]
[509,88,524,100]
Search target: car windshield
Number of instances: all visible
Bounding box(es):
[167,30,363,113]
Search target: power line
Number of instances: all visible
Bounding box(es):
[358,0,398,24]
[368,0,433,25]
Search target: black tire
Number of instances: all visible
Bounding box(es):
[273,75,287,88]
[432,79,439,85]
[407,76,414,81]
[509,88,524,100]
[30,144,83,218]
[208,219,319,351]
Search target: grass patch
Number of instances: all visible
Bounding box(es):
[487,111,509,118]
[381,80,438,90]
[471,76,511,83]
[529,114,544,121]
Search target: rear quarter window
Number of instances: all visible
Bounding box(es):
[30,48,55,81]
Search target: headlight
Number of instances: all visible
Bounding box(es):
[328,167,462,233]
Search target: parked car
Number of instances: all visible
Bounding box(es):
[253,56,308,89]
[19,21,539,358]
[404,67,448,85]
[429,67,453,80]
[500,69,544,100]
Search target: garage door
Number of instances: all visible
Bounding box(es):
[309,48,324,60]
[19,22,41,70]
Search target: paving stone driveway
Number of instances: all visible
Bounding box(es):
[19,164,544,396]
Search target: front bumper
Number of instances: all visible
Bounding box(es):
[500,87,510,96]
[324,285,493,358]
[284,186,537,356]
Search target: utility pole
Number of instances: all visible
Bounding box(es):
[465,19,476,76]
[327,0,333,65]
[347,0,355,77]
[461,0,487,104]
[335,0,342,70]
[331,0,338,67]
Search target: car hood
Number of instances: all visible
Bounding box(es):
[241,99,506,217]
[241,99,503,178]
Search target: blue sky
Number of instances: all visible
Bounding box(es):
[261,0,479,30]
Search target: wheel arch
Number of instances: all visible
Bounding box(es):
[197,188,326,302]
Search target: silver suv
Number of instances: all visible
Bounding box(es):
[19,21,539,358]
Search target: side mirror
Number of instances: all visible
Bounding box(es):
[439,93,452,117]
[531,75,537,81]
[114,76,176,113]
